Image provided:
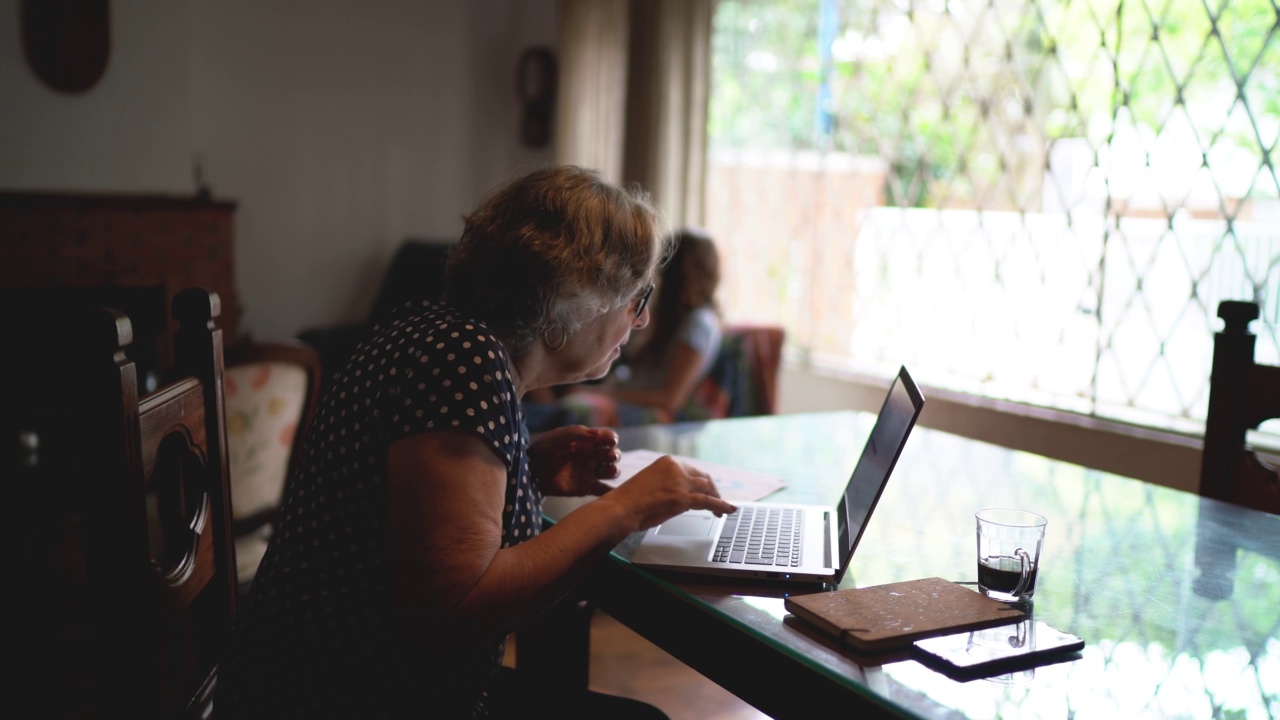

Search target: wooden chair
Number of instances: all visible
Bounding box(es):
[75,287,238,718]
[1199,300,1280,515]
[223,339,322,589]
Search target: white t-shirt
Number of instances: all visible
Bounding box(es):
[620,305,721,390]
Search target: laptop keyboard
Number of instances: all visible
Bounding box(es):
[712,506,803,567]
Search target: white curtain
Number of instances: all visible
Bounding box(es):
[555,0,631,184]
[556,0,713,227]
[623,0,713,227]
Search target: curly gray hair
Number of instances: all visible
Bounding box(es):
[442,165,670,354]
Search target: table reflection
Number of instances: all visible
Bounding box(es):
[607,412,1280,719]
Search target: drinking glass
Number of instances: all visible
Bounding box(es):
[976,508,1046,603]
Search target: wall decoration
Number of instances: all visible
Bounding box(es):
[515,47,556,147]
[21,0,111,94]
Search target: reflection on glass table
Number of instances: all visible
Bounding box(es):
[552,412,1280,720]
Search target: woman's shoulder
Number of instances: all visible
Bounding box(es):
[676,304,722,356]
[360,302,512,389]
[366,302,522,459]
[375,301,502,345]
[687,304,721,324]
[682,304,722,335]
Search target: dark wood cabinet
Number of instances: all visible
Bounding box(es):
[0,191,239,377]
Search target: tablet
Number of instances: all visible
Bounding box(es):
[911,620,1084,680]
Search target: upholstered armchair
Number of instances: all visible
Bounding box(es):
[223,340,322,588]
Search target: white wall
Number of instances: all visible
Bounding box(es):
[0,1,196,190]
[1,0,557,340]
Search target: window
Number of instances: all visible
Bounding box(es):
[706,0,1279,436]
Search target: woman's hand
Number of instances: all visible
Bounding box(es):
[598,454,737,532]
[529,425,621,497]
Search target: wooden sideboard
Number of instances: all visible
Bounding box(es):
[0,191,238,377]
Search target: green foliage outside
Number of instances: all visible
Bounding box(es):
[710,0,1280,210]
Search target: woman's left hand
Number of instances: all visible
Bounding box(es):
[529,425,621,497]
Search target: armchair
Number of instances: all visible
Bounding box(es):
[223,339,323,589]
[296,238,452,390]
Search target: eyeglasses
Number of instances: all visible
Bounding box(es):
[633,283,655,319]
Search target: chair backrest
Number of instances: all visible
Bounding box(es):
[223,339,322,585]
[1200,300,1280,514]
[729,323,786,416]
[368,238,452,321]
[78,287,237,718]
[296,238,452,399]
[686,324,786,420]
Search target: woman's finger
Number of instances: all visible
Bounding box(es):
[700,478,723,498]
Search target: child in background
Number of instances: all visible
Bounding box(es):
[602,227,723,419]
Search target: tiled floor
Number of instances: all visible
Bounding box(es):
[506,611,770,720]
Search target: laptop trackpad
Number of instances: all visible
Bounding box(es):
[655,513,717,538]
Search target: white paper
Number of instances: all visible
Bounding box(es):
[607,448,787,502]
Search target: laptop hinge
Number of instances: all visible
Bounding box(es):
[823,511,832,568]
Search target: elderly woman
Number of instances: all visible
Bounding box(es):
[220,166,736,718]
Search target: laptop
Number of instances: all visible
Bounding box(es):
[630,366,925,586]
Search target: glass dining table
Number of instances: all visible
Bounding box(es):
[539,411,1280,719]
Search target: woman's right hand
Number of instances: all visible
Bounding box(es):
[598,454,737,532]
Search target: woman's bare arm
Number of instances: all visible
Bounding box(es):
[607,341,707,415]
[387,430,733,639]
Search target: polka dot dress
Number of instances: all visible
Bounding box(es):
[219,301,540,718]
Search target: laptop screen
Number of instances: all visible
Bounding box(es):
[833,366,925,582]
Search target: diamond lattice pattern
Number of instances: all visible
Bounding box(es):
[707,0,1280,434]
